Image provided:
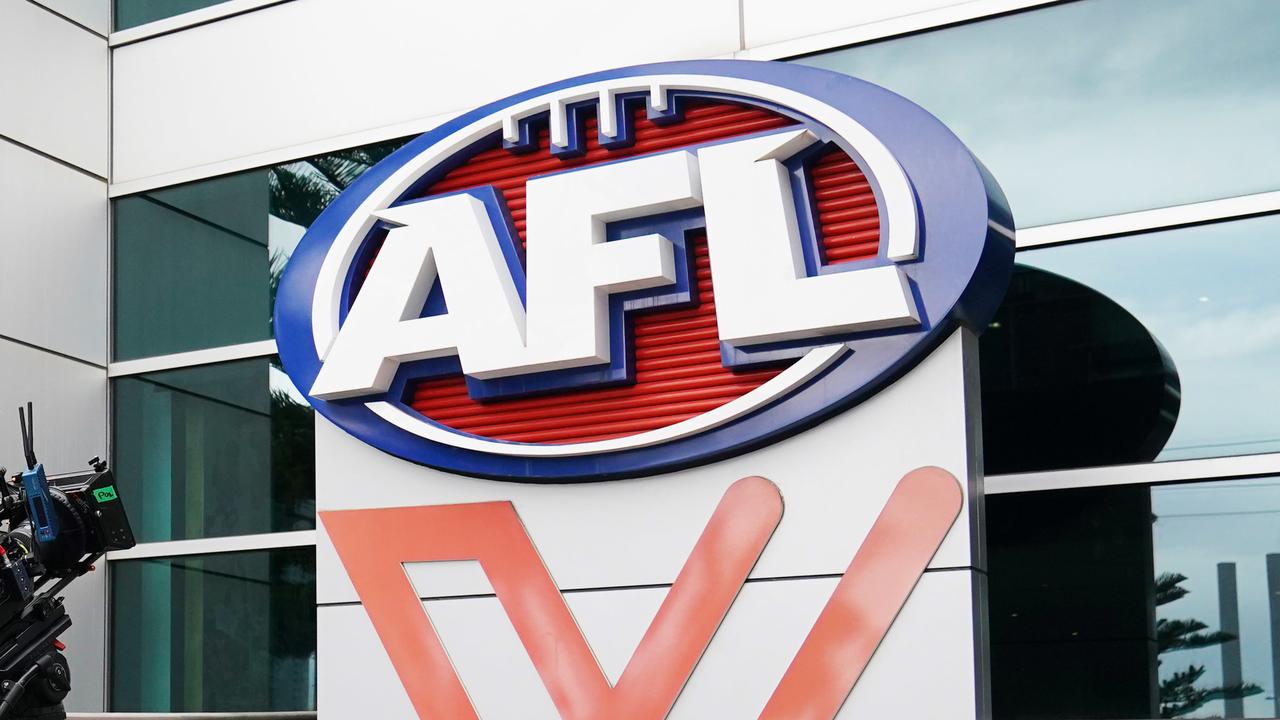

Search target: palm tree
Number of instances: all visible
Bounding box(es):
[1156,572,1262,717]
[268,140,407,227]
[266,138,408,330]
[264,141,406,521]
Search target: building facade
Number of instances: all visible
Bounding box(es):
[1,0,1279,717]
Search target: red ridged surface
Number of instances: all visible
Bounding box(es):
[393,100,879,443]
[811,147,879,264]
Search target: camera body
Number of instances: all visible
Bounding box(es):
[0,406,136,720]
[0,462,136,601]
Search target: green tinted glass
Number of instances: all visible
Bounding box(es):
[112,140,406,361]
[113,172,272,360]
[110,546,316,712]
[114,0,230,31]
[112,356,315,542]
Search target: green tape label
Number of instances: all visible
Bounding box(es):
[93,486,118,503]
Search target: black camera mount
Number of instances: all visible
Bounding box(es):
[0,404,135,720]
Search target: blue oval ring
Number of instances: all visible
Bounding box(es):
[274,59,1014,482]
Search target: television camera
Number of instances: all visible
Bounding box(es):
[0,404,135,720]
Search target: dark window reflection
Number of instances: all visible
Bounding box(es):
[981,265,1180,474]
[989,477,1280,718]
[112,357,315,543]
[110,547,316,712]
[981,216,1280,474]
[112,139,406,361]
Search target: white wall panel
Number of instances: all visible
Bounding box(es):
[314,318,984,716]
[0,339,106,477]
[318,570,980,719]
[0,0,108,175]
[742,0,970,49]
[317,602,419,720]
[0,141,107,364]
[316,330,981,604]
[32,0,111,35]
[0,5,109,713]
[59,564,106,712]
[112,0,741,185]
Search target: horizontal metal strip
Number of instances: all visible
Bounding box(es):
[1015,190,1280,249]
[108,339,277,377]
[986,452,1280,494]
[70,707,317,712]
[105,529,316,561]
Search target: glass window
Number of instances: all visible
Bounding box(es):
[988,477,1280,719]
[112,356,315,543]
[114,0,231,31]
[981,215,1280,474]
[793,0,1280,227]
[112,139,405,361]
[110,546,317,712]
[113,171,273,361]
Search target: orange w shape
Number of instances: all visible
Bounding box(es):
[322,467,962,719]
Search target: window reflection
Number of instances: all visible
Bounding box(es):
[113,139,406,361]
[1151,479,1280,718]
[114,172,273,360]
[982,265,1180,475]
[110,547,317,712]
[269,141,404,228]
[794,0,1280,227]
[988,477,1280,719]
[981,215,1280,472]
[112,356,315,543]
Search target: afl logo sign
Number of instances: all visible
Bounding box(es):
[275,60,1014,481]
